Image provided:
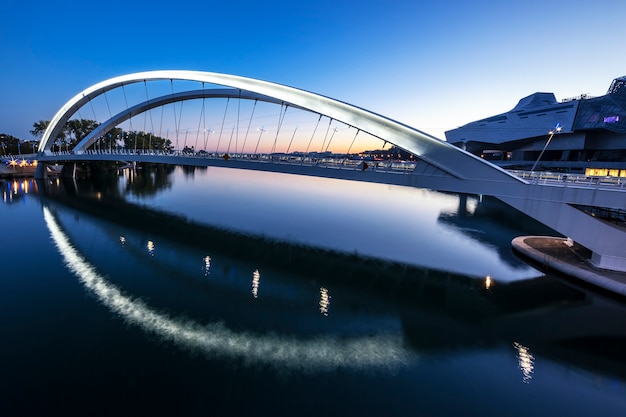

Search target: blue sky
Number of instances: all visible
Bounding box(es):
[1,0,625,141]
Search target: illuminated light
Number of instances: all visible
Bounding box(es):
[319,287,331,316]
[203,255,211,277]
[252,269,260,298]
[147,240,155,256]
[513,342,535,383]
[485,275,492,289]
[119,236,126,246]
[96,192,102,200]
[42,205,414,371]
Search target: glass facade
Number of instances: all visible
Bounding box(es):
[573,76,626,134]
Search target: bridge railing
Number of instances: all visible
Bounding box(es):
[509,170,626,189]
[41,149,419,174]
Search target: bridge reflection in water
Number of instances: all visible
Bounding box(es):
[38,170,626,382]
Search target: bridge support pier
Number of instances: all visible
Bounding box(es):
[590,252,626,272]
[61,163,77,179]
[499,189,626,274]
[35,163,47,179]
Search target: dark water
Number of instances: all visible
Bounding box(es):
[2,166,626,416]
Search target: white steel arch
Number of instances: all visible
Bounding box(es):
[39,70,523,184]
[73,88,291,152]
[36,70,626,273]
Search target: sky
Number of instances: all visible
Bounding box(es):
[1,0,625,143]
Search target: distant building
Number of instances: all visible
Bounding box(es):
[445,76,626,176]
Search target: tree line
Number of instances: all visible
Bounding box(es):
[1,119,172,156]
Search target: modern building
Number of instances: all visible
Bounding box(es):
[445,76,626,175]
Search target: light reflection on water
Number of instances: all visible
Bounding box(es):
[4,174,626,416]
[43,205,414,371]
[126,167,541,280]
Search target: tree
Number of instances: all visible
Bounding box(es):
[66,119,100,142]
[30,120,49,138]
[30,120,65,141]
[0,133,21,155]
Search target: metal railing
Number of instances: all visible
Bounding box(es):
[41,148,419,174]
[509,170,626,189]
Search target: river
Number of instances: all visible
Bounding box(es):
[1,165,625,416]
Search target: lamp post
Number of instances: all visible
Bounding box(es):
[531,123,562,172]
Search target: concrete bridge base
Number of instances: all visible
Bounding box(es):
[512,236,626,297]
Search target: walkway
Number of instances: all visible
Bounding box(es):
[512,236,626,297]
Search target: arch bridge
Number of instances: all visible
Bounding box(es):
[36,70,626,272]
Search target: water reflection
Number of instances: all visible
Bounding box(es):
[147,240,155,256]
[252,269,260,298]
[43,205,413,371]
[116,166,543,280]
[203,255,211,277]
[485,275,493,290]
[319,287,331,316]
[37,171,626,384]
[513,342,535,383]
[1,178,38,204]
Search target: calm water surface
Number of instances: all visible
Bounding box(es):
[1,166,626,416]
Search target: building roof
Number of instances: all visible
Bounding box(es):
[445,76,626,146]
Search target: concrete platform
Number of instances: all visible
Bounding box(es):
[512,236,626,297]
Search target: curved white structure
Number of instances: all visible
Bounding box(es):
[37,70,626,273]
[73,88,290,152]
[39,70,522,184]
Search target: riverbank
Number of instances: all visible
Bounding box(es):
[512,236,626,297]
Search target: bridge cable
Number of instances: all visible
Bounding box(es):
[72,107,85,151]
[226,126,235,155]
[319,118,333,153]
[170,80,180,151]
[177,102,185,151]
[254,127,266,155]
[201,83,208,151]
[103,91,112,119]
[235,89,241,155]
[286,127,298,155]
[195,90,206,151]
[241,99,258,154]
[144,80,156,148]
[216,97,230,154]
[158,105,165,147]
[324,126,339,153]
[121,84,134,135]
[344,129,361,164]
[304,114,323,155]
[88,97,98,125]
[271,104,288,154]
[226,91,240,155]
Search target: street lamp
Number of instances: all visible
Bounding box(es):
[531,123,562,172]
